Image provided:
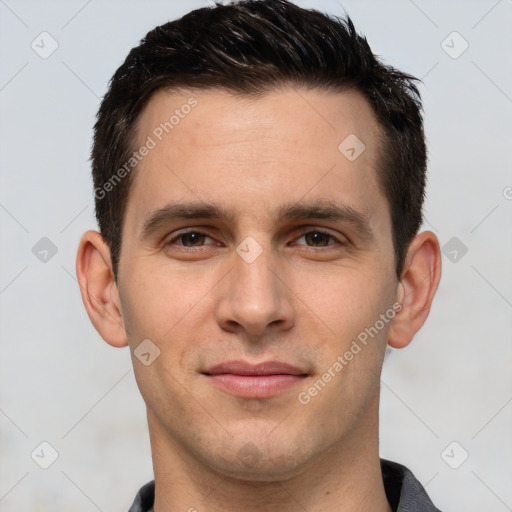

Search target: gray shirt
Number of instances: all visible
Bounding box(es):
[129,459,442,512]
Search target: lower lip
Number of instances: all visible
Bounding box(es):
[206,374,306,398]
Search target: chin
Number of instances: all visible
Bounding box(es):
[203,434,315,483]
[214,455,308,483]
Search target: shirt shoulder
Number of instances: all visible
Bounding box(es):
[128,480,155,512]
[381,459,443,512]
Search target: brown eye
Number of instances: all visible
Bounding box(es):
[180,232,206,247]
[303,232,332,247]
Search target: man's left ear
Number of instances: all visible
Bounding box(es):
[387,230,442,349]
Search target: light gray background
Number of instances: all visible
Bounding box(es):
[1,0,511,510]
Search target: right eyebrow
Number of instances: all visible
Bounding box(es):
[139,201,232,241]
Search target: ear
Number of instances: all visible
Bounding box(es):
[76,230,128,348]
[387,230,442,349]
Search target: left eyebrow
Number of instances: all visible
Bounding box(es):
[276,201,375,243]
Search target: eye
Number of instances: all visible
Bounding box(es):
[180,232,206,247]
[295,230,338,247]
[168,231,213,248]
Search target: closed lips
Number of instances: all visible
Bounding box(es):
[203,361,308,398]
[203,360,308,376]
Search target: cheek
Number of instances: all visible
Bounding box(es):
[120,259,209,343]
[298,275,391,414]
[293,268,394,405]
[119,261,220,403]
[297,268,391,342]
[120,268,203,410]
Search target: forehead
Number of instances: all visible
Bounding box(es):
[135,86,382,161]
[126,86,389,233]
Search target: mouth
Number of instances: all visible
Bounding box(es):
[202,360,309,399]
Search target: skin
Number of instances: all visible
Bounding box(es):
[77,87,441,512]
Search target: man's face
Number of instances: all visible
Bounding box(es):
[117,87,400,479]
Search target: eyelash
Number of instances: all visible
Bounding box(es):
[166,228,343,248]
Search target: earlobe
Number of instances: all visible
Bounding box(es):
[387,231,442,349]
[75,230,128,348]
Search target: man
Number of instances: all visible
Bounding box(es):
[76,1,442,510]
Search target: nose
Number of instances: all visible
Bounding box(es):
[215,244,295,340]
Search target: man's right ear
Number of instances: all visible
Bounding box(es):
[76,230,128,348]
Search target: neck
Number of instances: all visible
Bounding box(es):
[149,397,391,512]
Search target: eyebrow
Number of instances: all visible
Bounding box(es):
[140,200,374,242]
[140,202,228,240]
[277,202,374,241]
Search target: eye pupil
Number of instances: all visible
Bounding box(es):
[182,233,205,247]
[305,232,329,246]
